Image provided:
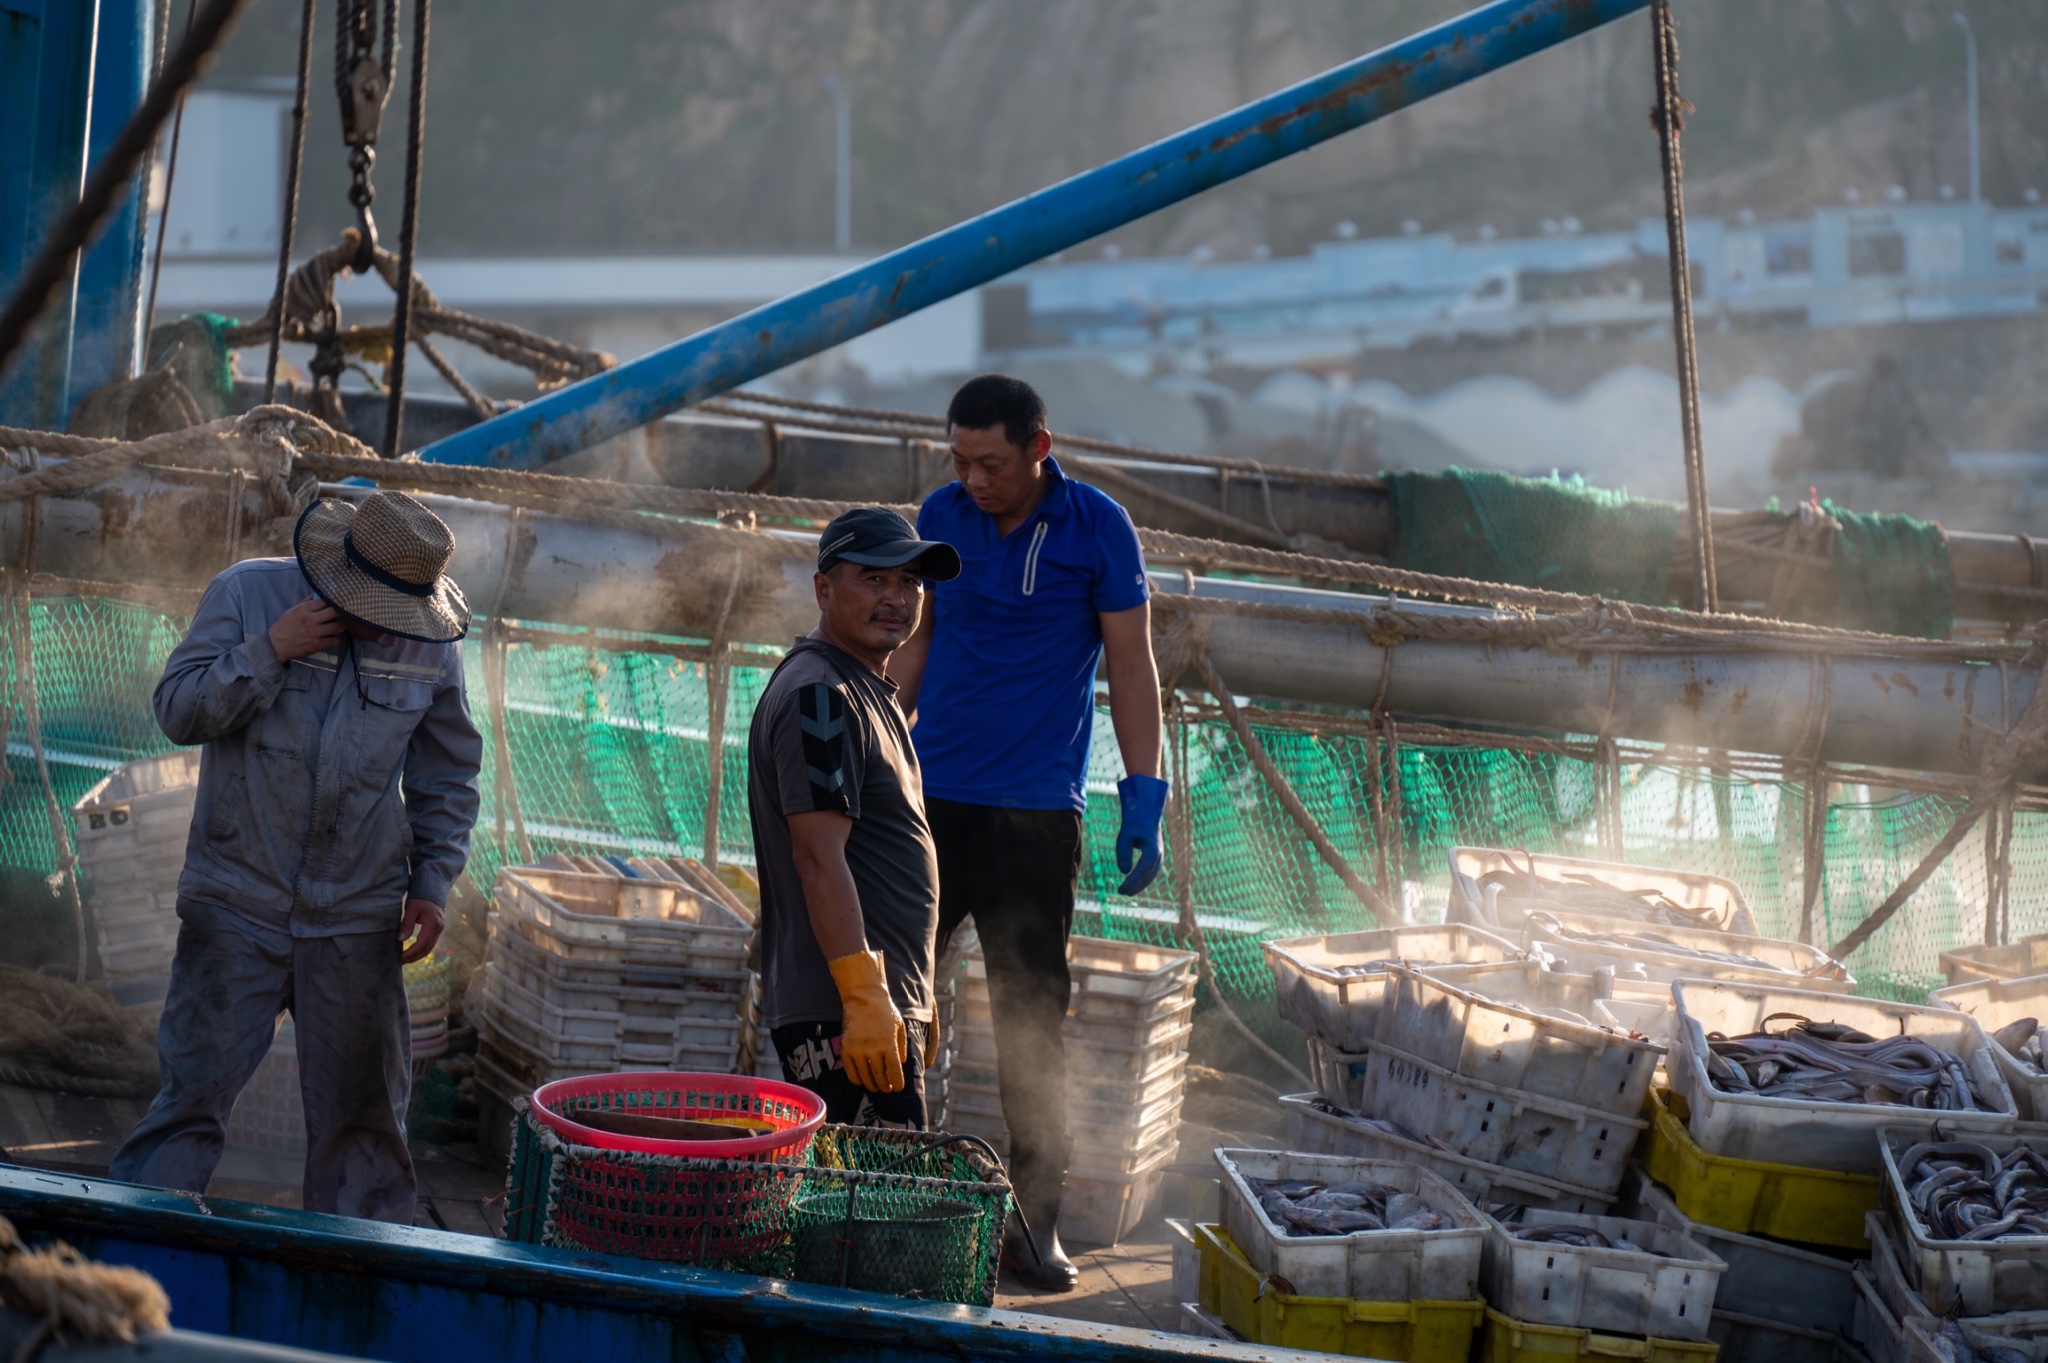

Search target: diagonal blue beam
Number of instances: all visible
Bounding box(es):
[419,0,1649,470]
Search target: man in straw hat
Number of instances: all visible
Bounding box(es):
[111,490,481,1224]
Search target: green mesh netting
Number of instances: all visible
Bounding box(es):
[2,592,2029,1037]
[146,313,241,419]
[1828,501,1955,640]
[1380,469,1957,641]
[1382,468,1681,602]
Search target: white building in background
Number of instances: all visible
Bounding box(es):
[154,80,293,258]
[991,202,2048,370]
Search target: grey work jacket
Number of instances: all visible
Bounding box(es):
[157,558,484,936]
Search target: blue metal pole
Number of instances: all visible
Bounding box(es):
[0,0,102,429]
[419,0,1649,470]
[69,0,153,406]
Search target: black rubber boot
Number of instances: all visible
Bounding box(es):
[1000,1190,1078,1292]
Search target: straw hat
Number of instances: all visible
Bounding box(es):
[293,492,470,643]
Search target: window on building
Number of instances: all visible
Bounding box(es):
[1765,230,1812,275]
[1848,231,1907,277]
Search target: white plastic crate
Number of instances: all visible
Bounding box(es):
[1866,1211,1925,1331]
[956,934,1195,1020]
[1930,973,2048,1121]
[1061,1139,1176,1247]
[1519,909,1853,993]
[955,987,1195,1049]
[1317,1038,1643,1196]
[946,1049,1190,1119]
[96,922,179,976]
[950,1070,1185,1141]
[473,1024,721,1104]
[72,753,200,993]
[1375,961,1663,1120]
[1214,1148,1487,1302]
[1880,1127,2048,1315]
[954,1017,1194,1085]
[476,967,752,1071]
[72,751,200,845]
[1167,1218,1201,1307]
[1263,922,1522,1052]
[1483,1206,1725,1340]
[1940,935,2048,986]
[1636,1178,1860,1334]
[488,919,755,1015]
[1278,1093,1611,1215]
[494,867,751,969]
[225,1015,305,1156]
[1449,846,1758,936]
[1851,1263,1913,1363]
[1709,1310,1839,1363]
[1670,981,2015,1173]
[488,914,753,1000]
[946,1091,1180,1173]
[1902,1314,2048,1363]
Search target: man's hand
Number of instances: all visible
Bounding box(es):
[399,897,444,964]
[268,596,345,663]
[1115,773,1169,895]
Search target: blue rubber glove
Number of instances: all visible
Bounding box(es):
[1114,774,1170,896]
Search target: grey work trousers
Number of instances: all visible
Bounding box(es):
[109,898,416,1224]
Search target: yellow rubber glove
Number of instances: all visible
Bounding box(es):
[827,949,907,1093]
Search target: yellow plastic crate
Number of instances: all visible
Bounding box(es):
[1194,1223,1483,1361]
[1639,1088,1876,1251]
[1478,1306,1720,1363]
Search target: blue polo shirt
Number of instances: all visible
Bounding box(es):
[914,457,1150,813]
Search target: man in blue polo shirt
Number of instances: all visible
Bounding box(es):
[894,373,1166,1291]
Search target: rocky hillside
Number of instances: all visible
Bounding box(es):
[205,0,2048,257]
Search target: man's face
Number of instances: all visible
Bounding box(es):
[949,424,1048,523]
[816,562,925,656]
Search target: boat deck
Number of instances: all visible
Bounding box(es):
[0,1066,1289,1337]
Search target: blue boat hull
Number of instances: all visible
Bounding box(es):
[0,1166,1316,1363]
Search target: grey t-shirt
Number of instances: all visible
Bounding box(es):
[747,636,938,1029]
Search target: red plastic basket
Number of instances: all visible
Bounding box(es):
[525,1074,828,1264]
[531,1071,825,1161]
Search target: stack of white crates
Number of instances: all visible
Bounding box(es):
[70,751,201,1020]
[472,865,758,1159]
[944,936,1196,1246]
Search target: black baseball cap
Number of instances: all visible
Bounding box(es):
[816,506,961,580]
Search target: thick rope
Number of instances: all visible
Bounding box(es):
[265,0,318,404]
[0,1215,170,1345]
[3,411,2033,671]
[1650,0,1717,613]
[382,0,432,457]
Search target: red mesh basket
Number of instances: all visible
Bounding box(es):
[532,1072,825,1160]
[528,1072,828,1263]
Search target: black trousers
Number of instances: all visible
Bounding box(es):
[928,797,1083,1218]
[772,1019,929,1129]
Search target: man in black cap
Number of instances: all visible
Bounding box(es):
[747,507,960,1126]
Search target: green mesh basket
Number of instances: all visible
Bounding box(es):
[749,1126,1012,1306]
